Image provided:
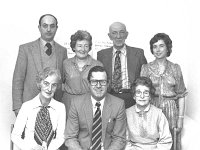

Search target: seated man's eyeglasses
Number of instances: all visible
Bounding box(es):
[90,80,107,86]
[135,90,150,97]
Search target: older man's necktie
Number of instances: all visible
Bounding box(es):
[46,43,52,56]
[91,102,102,150]
[34,106,54,148]
[111,50,122,93]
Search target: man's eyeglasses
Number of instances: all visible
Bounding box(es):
[135,90,150,97]
[90,80,107,86]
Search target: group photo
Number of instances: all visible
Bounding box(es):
[0,0,200,150]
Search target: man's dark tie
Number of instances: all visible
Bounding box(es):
[111,50,122,93]
[34,106,54,148]
[91,102,102,150]
[45,43,52,56]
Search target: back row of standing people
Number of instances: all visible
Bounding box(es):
[12,14,186,150]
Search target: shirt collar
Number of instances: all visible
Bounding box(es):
[135,104,151,113]
[113,45,126,56]
[72,55,93,66]
[32,94,56,110]
[40,38,54,48]
[91,96,105,108]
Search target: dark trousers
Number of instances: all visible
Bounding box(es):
[109,90,135,109]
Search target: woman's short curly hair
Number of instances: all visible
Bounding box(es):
[70,30,92,52]
[36,67,61,90]
[131,76,155,98]
[150,33,172,57]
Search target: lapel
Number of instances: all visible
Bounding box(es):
[31,39,43,73]
[83,94,93,134]
[102,94,112,143]
[54,42,61,69]
[106,48,113,81]
[126,46,137,82]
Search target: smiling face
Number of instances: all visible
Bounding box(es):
[40,74,58,101]
[152,39,168,59]
[134,85,151,110]
[108,22,128,50]
[89,71,108,101]
[74,40,90,60]
[38,15,58,42]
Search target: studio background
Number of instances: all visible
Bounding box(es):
[0,0,200,149]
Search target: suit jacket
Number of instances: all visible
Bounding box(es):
[65,93,127,150]
[97,45,147,91]
[12,38,67,112]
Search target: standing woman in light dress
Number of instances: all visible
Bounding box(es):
[125,76,172,150]
[62,30,103,118]
[140,33,187,150]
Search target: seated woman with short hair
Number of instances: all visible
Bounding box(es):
[11,67,66,150]
[125,76,172,150]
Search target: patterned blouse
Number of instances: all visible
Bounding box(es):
[140,60,187,129]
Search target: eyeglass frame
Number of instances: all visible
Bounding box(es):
[89,80,108,86]
[135,90,150,97]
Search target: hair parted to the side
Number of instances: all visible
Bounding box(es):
[36,67,61,90]
[150,33,172,57]
[87,66,109,82]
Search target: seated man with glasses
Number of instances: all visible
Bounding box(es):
[65,65,127,150]
[125,76,172,150]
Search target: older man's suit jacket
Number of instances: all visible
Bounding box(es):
[12,39,67,112]
[97,45,147,91]
[65,93,126,150]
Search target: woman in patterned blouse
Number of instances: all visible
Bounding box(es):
[140,33,187,150]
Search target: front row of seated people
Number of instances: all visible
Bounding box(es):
[12,66,172,150]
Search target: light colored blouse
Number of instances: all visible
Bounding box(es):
[125,104,172,150]
[11,94,66,150]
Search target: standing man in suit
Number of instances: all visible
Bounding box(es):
[97,22,147,109]
[65,66,126,150]
[12,14,68,116]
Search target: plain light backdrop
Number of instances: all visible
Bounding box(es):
[0,0,200,149]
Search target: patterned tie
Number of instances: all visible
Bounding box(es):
[34,106,54,148]
[91,102,102,150]
[111,50,122,93]
[46,43,52,56]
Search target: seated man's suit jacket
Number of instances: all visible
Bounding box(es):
[12,38,67,112]
[65,93,127,150]
[97,45,147,91]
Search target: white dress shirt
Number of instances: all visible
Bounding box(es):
[91,96,105,116]
[11,94,66,150]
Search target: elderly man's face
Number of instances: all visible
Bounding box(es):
[89,71,108,101]
[38,15,57,42]
[108,22,128,50]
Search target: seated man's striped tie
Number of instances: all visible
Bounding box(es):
[34,106,54,148]
[91,102,102,150]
